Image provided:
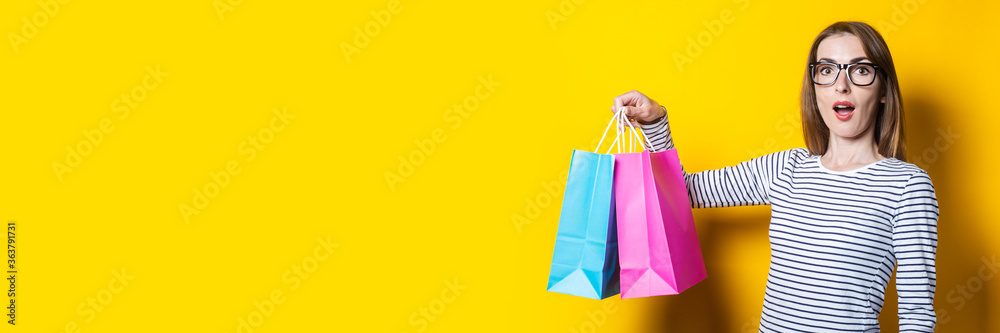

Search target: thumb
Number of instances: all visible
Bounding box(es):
[619,106,639,120]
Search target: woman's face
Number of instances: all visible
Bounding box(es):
[814,34,884,141]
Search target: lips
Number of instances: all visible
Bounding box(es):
[833,101,855,121]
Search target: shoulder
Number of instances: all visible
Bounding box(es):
[759,147,812,165]
[745,148,813,173]
[882,160,939,220]
[788,147,812,160]
[877,158,934,185]
[873,159,936,203]
[754,147,811,160]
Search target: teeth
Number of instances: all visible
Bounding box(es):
[835,105,852,109]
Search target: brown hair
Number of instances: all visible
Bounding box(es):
[800,21,906,161]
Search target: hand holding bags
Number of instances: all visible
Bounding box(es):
[548,109,707,299]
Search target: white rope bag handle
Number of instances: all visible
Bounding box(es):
[595,107,653,154]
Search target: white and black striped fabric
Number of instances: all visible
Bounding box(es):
[640,116,938,332]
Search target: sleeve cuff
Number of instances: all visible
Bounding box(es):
[640,106,673,152]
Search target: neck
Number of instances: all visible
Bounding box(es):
[822,126,883,167]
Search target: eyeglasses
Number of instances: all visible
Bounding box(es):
[810,62,879,86]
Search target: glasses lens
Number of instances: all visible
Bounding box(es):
[813,63,838,85]
[848,64,876,85]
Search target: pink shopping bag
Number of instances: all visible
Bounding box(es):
[614,146,707,298]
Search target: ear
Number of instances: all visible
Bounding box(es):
[880,94,886,104]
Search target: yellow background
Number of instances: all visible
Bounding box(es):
[1,0,997,332]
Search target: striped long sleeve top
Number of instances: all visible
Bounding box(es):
[640,115,939,332]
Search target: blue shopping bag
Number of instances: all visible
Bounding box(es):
[546,149,620,299]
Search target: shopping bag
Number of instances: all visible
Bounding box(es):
[546,112,628,299]
[545,150,619,299]
[613,120,707,298]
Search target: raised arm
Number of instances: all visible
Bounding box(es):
[893,172,939,332]
[613,90,795,208]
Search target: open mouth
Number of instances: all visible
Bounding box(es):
[833,101,855,121]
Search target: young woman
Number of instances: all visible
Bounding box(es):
[613,22,938,332]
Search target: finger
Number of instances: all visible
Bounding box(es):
[619,106,637,119]
[612,96,625,113]
[619,90,647,107]
[612,91,642,111]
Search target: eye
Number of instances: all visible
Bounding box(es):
[853,65,874,76]
[818,65,835,76]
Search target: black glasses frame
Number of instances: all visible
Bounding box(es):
[809,62,880,86]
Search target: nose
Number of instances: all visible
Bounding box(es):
[833,69,851,94]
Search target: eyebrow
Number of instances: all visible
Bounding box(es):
[819,57,870,63]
